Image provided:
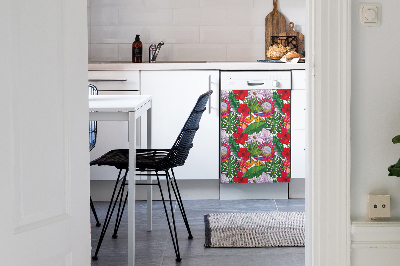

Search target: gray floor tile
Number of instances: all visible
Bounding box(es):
[91,199,305,266]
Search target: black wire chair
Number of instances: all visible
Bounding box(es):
[90,90,213,262]
[89,84,101,227]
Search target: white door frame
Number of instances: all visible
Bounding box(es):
[306,0,351,265]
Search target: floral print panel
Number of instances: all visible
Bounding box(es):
[220,89,291,184]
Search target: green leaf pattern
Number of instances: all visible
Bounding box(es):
[220,89,291,184]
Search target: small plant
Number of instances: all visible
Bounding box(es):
[388,135,400,176]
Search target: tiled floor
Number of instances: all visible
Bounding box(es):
[91,199,305,266]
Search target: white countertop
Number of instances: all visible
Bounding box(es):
[89,62,306,71]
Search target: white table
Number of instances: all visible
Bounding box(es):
[89,94,152,266]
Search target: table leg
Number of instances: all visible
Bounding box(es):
[128,112,136,266]
[147,106,152,231]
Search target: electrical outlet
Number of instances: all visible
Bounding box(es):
[368,194,391,219]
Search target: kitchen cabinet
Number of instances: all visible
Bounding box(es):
[291,70,306,179]
[88,70,141,180]
[141,70,219,180]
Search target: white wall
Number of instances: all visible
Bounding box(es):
[351,0,400,220]
[87,0,305,62]
[351,1,400,264]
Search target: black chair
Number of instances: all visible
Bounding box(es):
[89,84,101,227]
[90,90,213,262]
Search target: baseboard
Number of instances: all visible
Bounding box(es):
[90,179,305,201]
[90,179,220,201]
[289,178,305,198]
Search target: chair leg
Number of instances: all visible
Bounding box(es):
[168,169,193,239]
[156,171,182,262]
[90,196,101,227]
[92,169,128,261]
[112,178,128,239]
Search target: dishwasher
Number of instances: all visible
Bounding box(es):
[220,71,291,184]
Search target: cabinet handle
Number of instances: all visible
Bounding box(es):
[208,75,211,114]
[247,81,264,86]
[88,79,127,82]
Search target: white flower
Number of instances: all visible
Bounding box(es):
[221,130,229,142]
[220,174,230,183]
[221,90,230,98]
[260,128,273,142]
[248,132,263,144]
[261,172,274,183]
[247,90,264,100]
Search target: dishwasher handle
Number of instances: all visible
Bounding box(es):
[247,81,265,86]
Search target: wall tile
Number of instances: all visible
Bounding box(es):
[147,26,199,44]
[91,0,146,8]
[173,8,226,26]
[199,0,228,8]
[200,26,264,44]
[146,0,199,9]
[118,44,132,62]
[172,44,226,61]
[91,7,118,26]
[88,0,305,62]
[200,26,253,44]
[200,0,253,8]
[227,43,264,61]
[91,44,119,62]
[91,26,146,44]
[252,26,265,44]
[227,8,267,26]
[119,8,173,26]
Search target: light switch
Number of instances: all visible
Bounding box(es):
[359,3,381,26]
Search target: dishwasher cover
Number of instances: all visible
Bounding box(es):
[220,89,290,183]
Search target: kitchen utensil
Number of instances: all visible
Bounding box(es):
[265,0,287,59]
[279,22,304,52]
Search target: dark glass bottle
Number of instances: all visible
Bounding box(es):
[132,35,142,63]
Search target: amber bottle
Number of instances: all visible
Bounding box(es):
[132,35,142,63]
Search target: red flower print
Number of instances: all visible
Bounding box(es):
[233,90,248,100]
[282,103,291,115]
[237,148,250,160]
[277,128,290,145]
[233,128,248,145]
[277,89,290,101]
[281,147,290,159]
[259,98,275,116]
[233,172,248,183]
[258,142,276,160]
[220,98,232,116]
[221,142,232,160]
[237,104,250,116]
[277,172,290,183]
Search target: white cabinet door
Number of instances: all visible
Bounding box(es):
[291,129,306,179]
[141,70,219,180]
[291,70,306,179]
[1,0,89,264]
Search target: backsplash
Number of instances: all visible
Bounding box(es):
[88,0,305,62]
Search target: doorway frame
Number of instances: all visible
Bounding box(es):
[306,0,351,265]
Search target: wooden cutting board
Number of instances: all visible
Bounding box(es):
[265,0,286,59]
[279,22,304,53]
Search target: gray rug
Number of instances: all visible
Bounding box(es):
[204,212,305,248]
